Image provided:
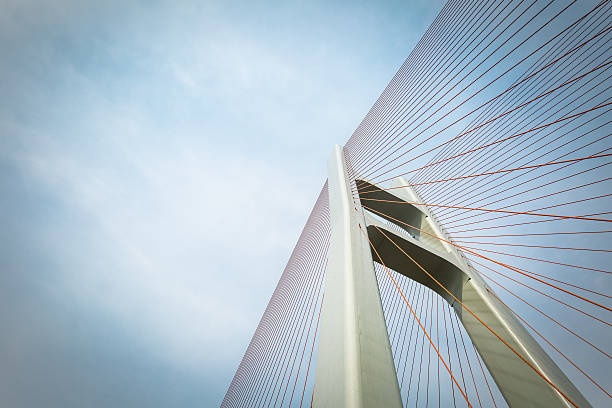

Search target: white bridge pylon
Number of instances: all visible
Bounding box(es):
[312,145,591,408]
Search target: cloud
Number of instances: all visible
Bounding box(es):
[0,0,446,406]
[13,106,313,359]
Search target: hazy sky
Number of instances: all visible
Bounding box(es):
[0,0,445,406]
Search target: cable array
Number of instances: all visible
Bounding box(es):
[224,0,610,406]
[221,185,329,408]
[345,0,611,406]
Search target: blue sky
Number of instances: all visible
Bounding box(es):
[0,0,445,406]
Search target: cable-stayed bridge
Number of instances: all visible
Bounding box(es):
[222,0,612,406]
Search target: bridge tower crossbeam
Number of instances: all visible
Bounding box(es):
[313,145,592,408]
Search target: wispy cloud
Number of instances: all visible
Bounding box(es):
[0,0,444,406]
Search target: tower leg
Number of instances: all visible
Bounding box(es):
[358,176,592,408]
[312,145,403,408]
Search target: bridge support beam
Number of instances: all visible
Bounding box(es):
[313,144,591,408]
[312,145,403,408]
[357,177,592,408]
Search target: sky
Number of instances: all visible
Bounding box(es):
[0,0,445,406]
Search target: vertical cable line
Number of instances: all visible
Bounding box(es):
[228,245,309,407]
[392,277,419,374]
[240,240,325,407]
[245,228,326,408]
[238,202,329,406]
[350,0,532,174]
[357,2,606,183]
[275,244,329,407]
[277,262,328,407]
[436,295,441,408]
[391,265,416,349]
[255,228,328,407]
[344,0,466,168]
[473,342,498,408]
[448,304,470,404]
[425,290,433,407]
[391,275,417,354]
[354,0,565,178]
[442,298,458,408]
[406,283,424,404]
[411,2,611,186]
[406,285,426,397]
[347,0,502,168]
[349,0,537,173]
[363,225,474,407]
[453,312,483,408]
[343,0,461,150]
[222,186,329,407]
[357,35,612,186]
[345,0,477,161]
[414,288,431,407]
[298,292,324,408]
[399,281,426,389]
[371,224,579,407]
[378,264,397,325]
[381,265,407,357]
